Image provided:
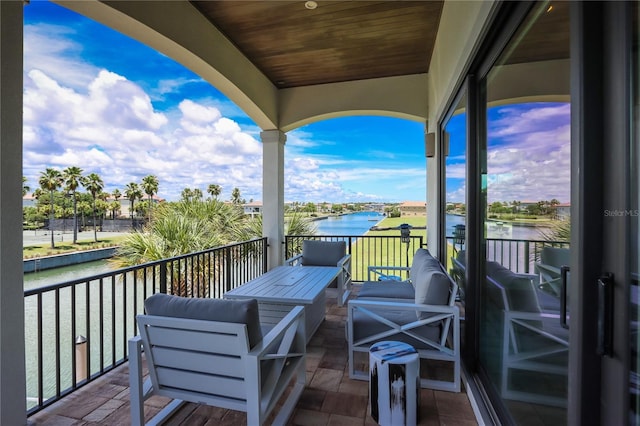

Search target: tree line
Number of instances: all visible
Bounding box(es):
[23,168,245,249]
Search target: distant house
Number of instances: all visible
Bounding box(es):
[398,201,426,216]
[365,203,385,213]
[515,200,539,212]
[110,194,164,218]
[554,203,571,221]
[243,200,262,217]
[22,193,37,208]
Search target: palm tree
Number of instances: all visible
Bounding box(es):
[22,176,30,197]
[62,166,84,244]
[39,168,63,249]
[231,187,242,204]
[141,175,159,222]
[108,200,120,219]
[111,189,122,219]
[82,173,104,242]
[113,199,240,297]
[125,182,143,228]
[207,184,222,200]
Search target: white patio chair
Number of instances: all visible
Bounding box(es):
[129,294,306,426]
[486,261,568,407]
[285,239,352,306]
[347,249,460,392]
[534,246,570,297]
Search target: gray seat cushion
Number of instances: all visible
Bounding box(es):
[144,293,263,348]
[357,280,415,300]
[301,240,346,266]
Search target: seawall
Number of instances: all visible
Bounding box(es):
[24,247,117,273]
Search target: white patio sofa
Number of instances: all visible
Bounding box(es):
[129,294,306,426]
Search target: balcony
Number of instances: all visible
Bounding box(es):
[27,286,479,426]
[24,234,573,425]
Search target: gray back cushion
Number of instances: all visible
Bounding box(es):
[409,248,432,288]
[144,293,263,348]
[541,247,570,268]
[301,240,346,266]
[486,262,540,313]
[412,250,452,319]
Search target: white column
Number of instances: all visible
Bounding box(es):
[261,130,286,269]
[0,1,27,424]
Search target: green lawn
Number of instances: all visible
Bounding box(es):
[348,216,427,281]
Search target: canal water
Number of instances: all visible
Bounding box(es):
[24,259,112,291]
[314,211,385,236]
[24,212,386,289]
[446,213,551,241]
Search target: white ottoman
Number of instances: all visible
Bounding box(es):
[369,341,420,426]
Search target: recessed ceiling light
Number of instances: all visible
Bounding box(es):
[305,1,318,10]
[546,5,553,13]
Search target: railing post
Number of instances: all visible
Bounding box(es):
[524,241,530,273]
[75,335,87,383]
[284,237,289,260]
[225,246,233,292]
[160,261,167,294]
[263,238,268,273]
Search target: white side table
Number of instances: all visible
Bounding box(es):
[369,341,420,426]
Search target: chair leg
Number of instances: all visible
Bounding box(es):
[128,338,145,426]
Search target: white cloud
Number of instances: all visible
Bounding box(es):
[24,23,98,91]
[486,104,571,203]
[23,64,268,202]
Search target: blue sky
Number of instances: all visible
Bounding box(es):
[23,1,570,205]
[23,0,427,203]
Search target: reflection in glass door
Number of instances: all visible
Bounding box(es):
[479,2,570,423]
[444,94,467,316]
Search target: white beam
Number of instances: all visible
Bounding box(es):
[279,74,428,132]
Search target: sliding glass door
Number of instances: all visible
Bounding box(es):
[478,2,570,423]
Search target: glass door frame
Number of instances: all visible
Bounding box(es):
[573,1,635,424]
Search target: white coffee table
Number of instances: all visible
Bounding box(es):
[224,265,340,342]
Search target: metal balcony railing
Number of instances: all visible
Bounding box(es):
[445,236,570,274]
[24,238,267,416]
[284,234,425,282]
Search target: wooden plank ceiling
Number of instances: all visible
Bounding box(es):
[190,1,571,89]
[191,1,444,88]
